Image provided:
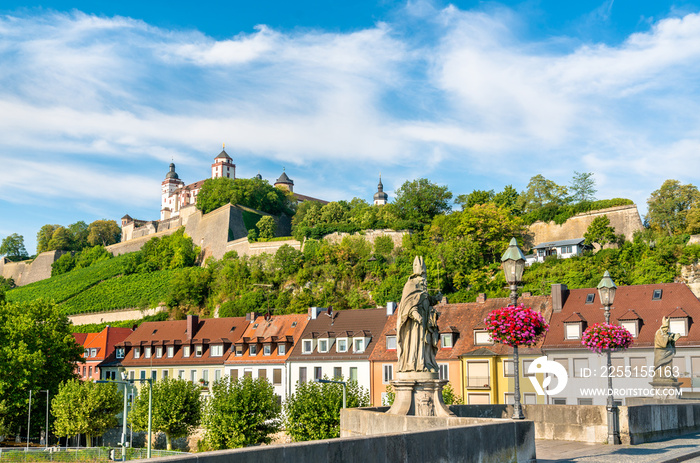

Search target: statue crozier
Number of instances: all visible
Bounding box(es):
[396,256,441,374]
[653,317,682,381]
[388,256,453,417]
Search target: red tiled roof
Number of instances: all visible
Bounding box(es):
[225,314,308,365]
[563,312,587,323]
[369,295,552,362]
[120,317,248,366]
[288,308,390,361]
[544,283,700,349]
[73,327,132,361]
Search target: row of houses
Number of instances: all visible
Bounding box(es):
[74,282,700,406]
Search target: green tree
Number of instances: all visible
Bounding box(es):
[569,171,597,203]
[0,233,28,260]
[87,220,121,247]
[493,185,521,213]
[196,177,293,215]
[166,267,212,308]
[0,300,84,436]
[36,224,60,254]
[68,221,90,251]
[129,378,201,450]
[47,226,71,251]
[51,252,76,276]
[455,189,494,210]
[52,380,121,446]
[256,216,277,240]
[203,376,280,449]
[284,378,369,441]
[132,228,199,273]
[391,178,452,225]
[518,174,568,213]
[646,179,700,236]
[584,215,617,247]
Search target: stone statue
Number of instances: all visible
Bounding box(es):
[396,256,441,373]
[654,317,682,380]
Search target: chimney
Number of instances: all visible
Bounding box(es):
[186,314,199,341]
[551,284,569,313]
[477,293,487,303]
[386,301,397,316]
[309,307,324,320]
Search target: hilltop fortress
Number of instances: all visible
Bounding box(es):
[114,148,331,261]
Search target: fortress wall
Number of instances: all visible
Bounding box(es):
[323,229,409,248]
[224,237,303,258]
[1,251,66,287]
[69,306,167,326]
[107,227,180,256]
[528,205,644,246]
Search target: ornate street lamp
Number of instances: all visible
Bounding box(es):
[597,270,620,445]
[501,237,526,419]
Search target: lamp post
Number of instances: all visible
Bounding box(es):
[597,270,620,445]
[40,390,49,448]
[130,378,153,459]
[96,380,130,461]
[501,237,526,420]
[316,378,346,409]
[26,390,32,450]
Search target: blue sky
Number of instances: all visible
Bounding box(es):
[2,0,700,254]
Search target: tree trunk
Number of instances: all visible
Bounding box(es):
[165,432,172,451]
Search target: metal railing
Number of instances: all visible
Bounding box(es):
[0,447,183,462]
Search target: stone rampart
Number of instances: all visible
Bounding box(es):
[528,205,643,246]
[68,306,167,326]
[323,229,409,248]
[0,250,66,287]
[225,237,302,257]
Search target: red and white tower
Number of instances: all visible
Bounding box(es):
[161,163,185,220]
[211,145,235,179]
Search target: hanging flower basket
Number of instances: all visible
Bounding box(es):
[581,323,633,354]
[484,304,549,347]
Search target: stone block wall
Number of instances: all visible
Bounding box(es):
[528,205,644,247]
[323,229,409,248]
[0,250,66,287]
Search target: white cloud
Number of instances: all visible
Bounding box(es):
[1,4,700,233]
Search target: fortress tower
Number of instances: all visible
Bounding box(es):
[274,170,294,193]
[211,147,235,179]
[161,163,185,220]
[373,175,388,206]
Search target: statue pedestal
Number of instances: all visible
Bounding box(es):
[649,379,682,398]
[386,372,454,417]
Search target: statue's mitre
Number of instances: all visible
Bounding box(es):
[413,256,426,275]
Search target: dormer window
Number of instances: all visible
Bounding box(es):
[670,319,688,337]
[336,338,348,353]
[386,336,397,350]
[585,294,595,304]
[235,345,243,356]
[195,345,203,357]
[653,289,663,300]
[263,344,271,356]
[318,339,329,353]
[116,348,125,359]
[84,349,90,358]
[156,346,163,358]
[353,338,365,353]
[474,330,493,345]
[90,348,97,357]
[565,323,582,340]
[167,346,174,358]
[249,344,258,356]
[302,339,313,354]
[440,333,453,349]
[621,321,638,338]
[183,346,191,358]
[211,344,224,357]
[133,348,140,359]
[278,343,286,355]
